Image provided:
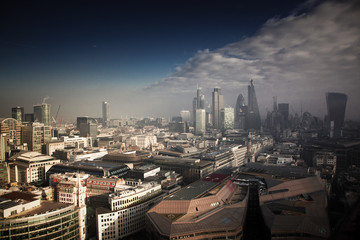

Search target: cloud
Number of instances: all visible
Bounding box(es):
[147,0,360,119]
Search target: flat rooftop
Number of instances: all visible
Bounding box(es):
[166,180,218,201]
[1,201,71,220]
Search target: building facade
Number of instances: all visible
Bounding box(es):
[33,103,51,126]
[247,80,261,130]
[212,87,224,129]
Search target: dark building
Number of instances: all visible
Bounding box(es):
[11,106,24,123]
[24,113,34,122]
[102,101,110,127]
[247,80,261,130]
[76,116,98,145]
[168,122,187,133]
[46,161,130,179]
[212,87,224,129]
[326,92,347,137]
[235,94,247,130]
[278,103,289,129]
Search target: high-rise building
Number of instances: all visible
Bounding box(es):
[180,110,191,123]
[33,103,51,126]
[102,101,110,127]
[0,118,22,160]
[11,106,24,123]
[326,92,347,137]
[197,87,205,109]
[212,87,224,129]
[195,109,206,135]
[247,80,261,130]
[278,103,289,129]
[21,122,52,154]
[235,94,247,130]
[192,97,197,124]
[221,107,234,130]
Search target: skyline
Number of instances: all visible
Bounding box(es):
[1,0,360,121]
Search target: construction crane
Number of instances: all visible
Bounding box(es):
[52,105,61,127]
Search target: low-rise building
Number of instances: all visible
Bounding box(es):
[0,191,83,240]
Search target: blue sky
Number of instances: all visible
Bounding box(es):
[1,0,359,121]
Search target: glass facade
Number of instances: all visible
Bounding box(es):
[0,205,80,240]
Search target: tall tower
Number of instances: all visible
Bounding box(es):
[33,103,51,126]
[247,80,261,130]
[212,87,224,129]
[326,92,347,137]
[221,107,234,131]
[195,109,206,135]
[197,87,205,109]
[235,94,247,130]
[12,106,24,123]
[102,101,110,127]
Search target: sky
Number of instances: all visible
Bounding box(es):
[1,0,359,122]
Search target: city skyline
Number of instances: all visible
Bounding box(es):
[1,0,360,121]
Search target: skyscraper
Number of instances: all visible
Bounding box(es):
[247,80,261,130]
[235,94,247,130]
[278,103,289,129]
[196,87,205,109]
[326,92,347,137]
[212,87,224,129]
[11,106,24,123]
[193,87,205,127]
[195,109,206,135]
[221,107,234,131]
[180,110,191,123]
[33,103,51,126]
[102,101,110,127]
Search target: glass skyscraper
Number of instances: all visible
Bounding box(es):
[326,92,347,137]
[102,101,110,126]
[247,80,261,130]
[212,87,224,129]
[33,103,51,126]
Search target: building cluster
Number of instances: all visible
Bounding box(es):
[0,80,359,239]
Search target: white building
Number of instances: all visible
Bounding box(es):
[195,109,206,135]
[56,173,88,240]
[9,151,60,184]
[96,182,163,240]
[62,136,92,149]
[125,135,157,149]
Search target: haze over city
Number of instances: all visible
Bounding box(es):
[1,0,359,121]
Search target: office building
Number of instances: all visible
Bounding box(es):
[247,80,261,130]
[0,118,22,160]
[168,122,186,133]
[25,113,34,122]
[8,151,60,184]
[195,109,206,135]
[21,122,51,153]
[180,110,190,123]
[196,87,205,109]
[235,94,247,130]
[77,117,98,145]
[47,161,130,178]
[278,103,289,129]
[146,173,247,240]
[326,92,347,137]
[0,191,83,240]
[260,177,330,239]
[221,107,234,130]
[212,87,224,129]
[96,181,164,240]
[33,103,51,126]
[102,101,110,127]
[11,106,24,123]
